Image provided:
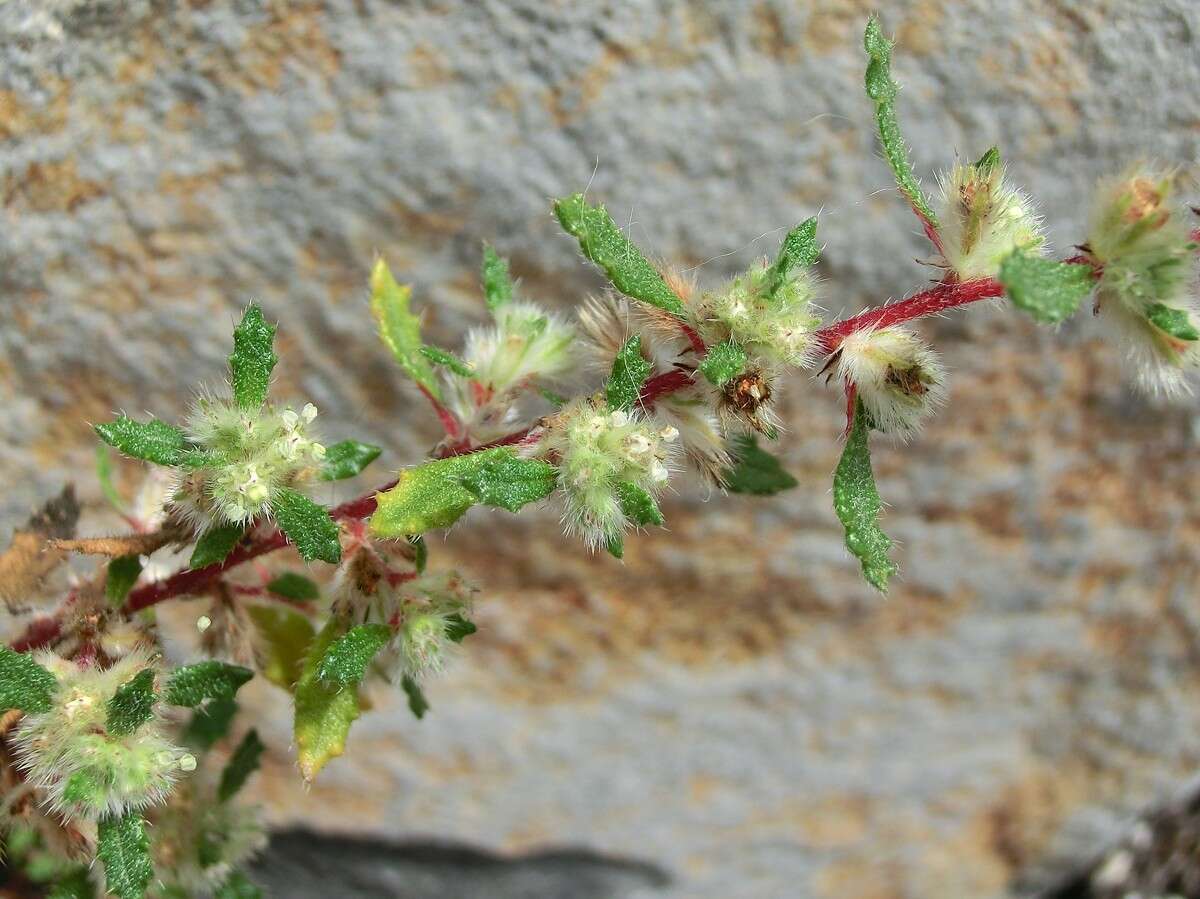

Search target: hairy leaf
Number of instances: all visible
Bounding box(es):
[698,339,748,387]
[184,696,239,750]
[97,812,152,899]
[214,871,263,899]
[294,618,362,781]
[370,447,514,537]
[218,729,265,802]
[615,481,664,527]
[481,243,514,312]
[723,435,799,496]
[445,614,477,643]
[999,250,1093,324]
[420,345,475,378]
[320,440,383,482]
[106,555,143,607]
[164,661,253,707]
[606,336,653,411]
[47,867,94,899]
[96,446,124,512]
[401,674,429,719]
[0,647,57,714]
[247,604,315,691]
[189,524,245,570]
[553,194,686,316]
[863,17,940,232]
[106,668,156,737]
[266,572,320,602]
[974,146,1001,174]
[317,623,392,686]
[1146,302,1200,341]
[229,305,277,410]
[459,453,557,514]
[764,217,820,298]
[605,534,624,560]
[833,400,898,592]
[370,259,440,399]
[272,488,341,564]
[94,417,192,467]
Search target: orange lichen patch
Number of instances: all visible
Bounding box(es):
[0,80,71,140]
[162,101,203,132]
[205,5,341,94]
[157,162,244,197]
[813,856,903,899]
[749,2,800,62]
[406,43,454,88]
[895,0,946,56]
[543,45,625,127]
[802,0,876,55]
[4,159,106,213]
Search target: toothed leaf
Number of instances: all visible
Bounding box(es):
[106,668,156,737]
[164,661,253,707]
[266,572,320,602]
[606,335,653,411]
[97,812,152,899]
[445,614,476,643]
[106,555,143,606]
[1146,302,1200,341]
[247,604,315,691]
[999,250,1093,324]
[272,488,341,564]
[189,524,245,570]
[94,417,194,468]
[317,623,392,686]
[218,728,264,802]
[229,305,277,411]
[833,400,898,592]
[481,244,514,312]
[554,194,686,316]
[699,340,748,387]
[294,618,362,781]
[765,217,820,298]
[370,259,441,399]
[615,481,664,527]
[370,447,514,537]
[419,345,475,378]
[401,674,429,719]
[184,696,239,750]
[459,452,557,514]
[0,647,57,714]
[320,440,383,481]
[723,435,799,496]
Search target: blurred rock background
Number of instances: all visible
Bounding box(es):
[2,1,1200,896]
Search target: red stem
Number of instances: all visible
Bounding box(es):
[418,385,463,440]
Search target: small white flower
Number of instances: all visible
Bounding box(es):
[834,327,946,434]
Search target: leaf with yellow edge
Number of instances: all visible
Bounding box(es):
[369,259,440,400]
[369,447,514,537]
[247,605,315,692]
[293,618,361,782]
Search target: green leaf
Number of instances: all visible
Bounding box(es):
[409,535,428,573]
[214,871,262,899]
[94,417,192,467]
[96,446,124,512]
[294,618,362,781]
[698,339,748,386]
[317,623,392,686]
[97,812,152,899]
[106,668,156,737]
[764,218,820,298]
[62,769,106,810]
[539,387,568,407]
[481,243,515,312]
[1146,302,1200,341]
[370,447,514,537]
[723,435,799,496]
[164,661,253,707]
[266,572,320,602]
[605,335,653,412]
[106,555,143,607]
[605,533,624,559]
[320,440,383,481]
[47,867,94,899]
[247,604,315,691]
[999,250,1094,324]
[459,453,557,514]
[0,647,57,713]
[272,488,341,564]
[183,696,239,750]
[833,400,898,592]
[228,305,277,411]
[553,194,686,316]
[973,146,1001,174]
[370,259,440,399]
[863,17,940,232]
[189,524,245,570]
[615,481,664,527]
[218,729,264,802]
[444,614,476,643]
[420,345,475,378]
[401,674,429,719]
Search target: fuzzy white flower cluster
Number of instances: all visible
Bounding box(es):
[12,650,193,820]
[938,153,1046,280]
[173,398,326,530]
[1088,170,1200,397]
[835,327,946,434]
[542,398,678,551]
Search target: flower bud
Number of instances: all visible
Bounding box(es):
[834,327,946,434]
[938,152,1045,280]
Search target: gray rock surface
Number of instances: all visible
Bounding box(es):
[3,1,1200,896]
